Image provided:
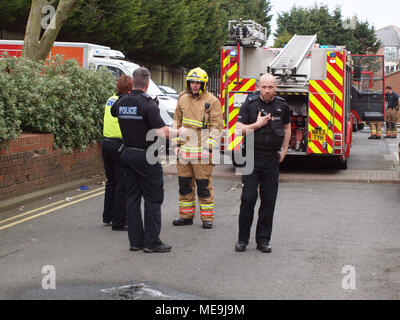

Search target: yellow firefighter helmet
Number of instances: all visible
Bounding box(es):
[186,67,208,94]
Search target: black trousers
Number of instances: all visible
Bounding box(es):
[101,138,127,228]
[238,154,280,244]
[120,148,164,248]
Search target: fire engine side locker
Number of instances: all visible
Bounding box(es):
[307,49,348,164]
[220,47,256,153]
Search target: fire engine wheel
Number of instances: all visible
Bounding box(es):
[336,156,348,170]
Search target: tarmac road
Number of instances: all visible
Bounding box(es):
[0,177,399,300]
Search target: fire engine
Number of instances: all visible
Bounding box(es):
[220,20,353,169]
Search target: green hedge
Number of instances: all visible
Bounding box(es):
[0,54,115,152]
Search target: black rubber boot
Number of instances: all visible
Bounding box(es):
[172,218,193,226]
[202,221,213,229]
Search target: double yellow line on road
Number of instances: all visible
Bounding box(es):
[0,187,105,231]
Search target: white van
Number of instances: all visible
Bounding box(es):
[0,40,177,126]
[90,56,177,126]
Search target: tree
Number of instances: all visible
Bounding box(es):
[22,0,80,61]
[1,0,273,69]
[0,0,31,35]
[274,29,292,48]
[273,4,380,54]
[220,0,272,38]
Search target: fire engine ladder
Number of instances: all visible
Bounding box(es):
[268,34,317,78]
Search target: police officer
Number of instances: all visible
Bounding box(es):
[111,67,181,253]
[101,75,132,230]
[234,74,291,253]
[384,86,399,138]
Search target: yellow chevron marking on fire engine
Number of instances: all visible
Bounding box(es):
[240,79,255,93]
[309,108,327,131]
[310,82,334,107]
[228,82,237,94]
[309,94,331,121]
[229,136,243,151]
[229,122,237,137]
[229,107,239,123]
[308,141,322,154]
[324,77,344,118]
[327,63,343,86]
[309,94,342,132]
[228,93,235,107]
[228,63,237,77]
[223,55,230,69]
[309,109,334,144]
[334,53,344,70]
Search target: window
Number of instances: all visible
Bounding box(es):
[97,65,123,78]
[384,46,398,62]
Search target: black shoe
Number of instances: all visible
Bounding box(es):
[172,218,193,226]
[376,136,382,139]
[112,226,128,231]
[143,242,172,253]
[202,221,213,229]
[129,244,144,251]
[103,221,112,226]
[256,242,272,253]
[368,135,376,139]
[384,136,391,138]
[235,241,247,252]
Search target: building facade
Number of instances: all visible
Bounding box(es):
[376,25,400,75]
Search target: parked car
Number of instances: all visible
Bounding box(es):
[157,84,180,99]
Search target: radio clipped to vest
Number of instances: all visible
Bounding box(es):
[254,99,285,152]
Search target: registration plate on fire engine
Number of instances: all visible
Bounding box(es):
[311,129,326,141]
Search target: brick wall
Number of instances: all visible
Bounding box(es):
[0,134,104,201]
[385,71,400,94]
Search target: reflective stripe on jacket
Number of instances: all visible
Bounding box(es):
[172,90,223,158]
[103,94,122,138]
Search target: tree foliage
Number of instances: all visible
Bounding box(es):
[0,54,115,151]
[22,0,80,61]
[0,0,273,69]
[274,4,380,54]
[56,0,273,70]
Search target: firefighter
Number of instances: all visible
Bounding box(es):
[384,86,399,138]
[111,67,181,253]
[368,121,383,139]
[101,75,131,230]
[171,67,223,229]
[234,73,291,253]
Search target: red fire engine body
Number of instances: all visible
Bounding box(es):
[219,20,354,169]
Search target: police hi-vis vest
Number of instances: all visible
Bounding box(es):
[103,93,122,138]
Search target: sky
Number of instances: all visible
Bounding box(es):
[267,0,398,44]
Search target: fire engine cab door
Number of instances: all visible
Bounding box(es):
[308,91,335,155]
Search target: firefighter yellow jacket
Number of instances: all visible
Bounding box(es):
[172,90,223,159]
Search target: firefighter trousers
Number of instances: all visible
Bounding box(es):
[386,108,398,137]
[369,121,382,138]
[177,161,214,222]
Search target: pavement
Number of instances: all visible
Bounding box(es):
[0,131,398,214]
[162,131,400,183]
[0,130,400,301]
[0,178,399,300]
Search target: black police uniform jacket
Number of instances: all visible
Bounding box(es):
[238,94,290,155]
